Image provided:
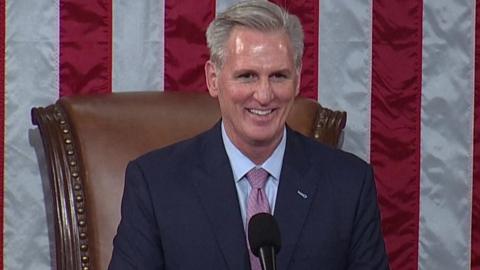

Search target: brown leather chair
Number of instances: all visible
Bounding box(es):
[31,91,346,270]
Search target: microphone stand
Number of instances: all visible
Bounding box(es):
[258,246,277,270]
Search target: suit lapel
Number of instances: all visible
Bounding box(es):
[191,123,249,270]
[274,129,318,270]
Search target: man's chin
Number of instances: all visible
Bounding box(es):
[245,131,282,147]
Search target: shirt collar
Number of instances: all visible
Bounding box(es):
[221,121,286,182]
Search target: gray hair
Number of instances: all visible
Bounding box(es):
[206,0,304,70]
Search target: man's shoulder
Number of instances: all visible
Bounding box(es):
[288,128,370,171]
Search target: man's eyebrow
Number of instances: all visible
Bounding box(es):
[231,68,294,78]
[233,69,257,75]
[271,69,293,75]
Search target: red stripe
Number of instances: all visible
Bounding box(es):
[371,1,422,270]
[0,0,4,268]
[164,0,215,92]
[269,0,318,99]
[59,0,112,96]
[472,1,480,268]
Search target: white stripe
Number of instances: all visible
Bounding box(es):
[5,0,59,269]
[419,0,475,269]
[216,0,243,14]
[318,0,372,162]
[112,0,164,92]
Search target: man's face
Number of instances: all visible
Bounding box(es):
[205,26,300,156]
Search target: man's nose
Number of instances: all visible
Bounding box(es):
[253,78,273,105]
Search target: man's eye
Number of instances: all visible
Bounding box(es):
[238,73,256,80]
[271,73,288,81]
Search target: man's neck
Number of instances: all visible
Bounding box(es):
[237,137,282,165]
[221,123,285,165]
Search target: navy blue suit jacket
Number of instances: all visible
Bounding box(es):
[109,122,389,269]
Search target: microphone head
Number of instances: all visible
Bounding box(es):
[247,213,281,257]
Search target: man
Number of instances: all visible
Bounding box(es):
[109,1,389,269]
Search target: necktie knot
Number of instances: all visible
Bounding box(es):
[246,168,269,189]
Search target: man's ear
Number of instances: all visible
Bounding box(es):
[205,60,219,97]
[294,66,302,96]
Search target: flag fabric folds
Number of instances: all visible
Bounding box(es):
[2,0,479,269]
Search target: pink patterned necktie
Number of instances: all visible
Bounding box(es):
[246,167,270,270]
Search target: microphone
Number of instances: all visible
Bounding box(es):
[248,213,281,270]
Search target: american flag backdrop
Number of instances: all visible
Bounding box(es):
[1,0,479,269]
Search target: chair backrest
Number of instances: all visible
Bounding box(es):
[31,91,346,270]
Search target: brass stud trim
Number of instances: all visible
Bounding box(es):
[54,106,90,270]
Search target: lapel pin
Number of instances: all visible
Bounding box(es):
[297,190,308,199]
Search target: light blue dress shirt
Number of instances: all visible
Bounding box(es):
[221,122,286,227]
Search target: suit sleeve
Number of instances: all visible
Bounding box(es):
[109,161,165,270]
[348,165,390,270]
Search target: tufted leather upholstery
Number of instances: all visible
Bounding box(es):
[31,91,346,270]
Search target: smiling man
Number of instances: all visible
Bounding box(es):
[109,1,389,270]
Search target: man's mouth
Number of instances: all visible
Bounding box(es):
[247,108,273,116]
